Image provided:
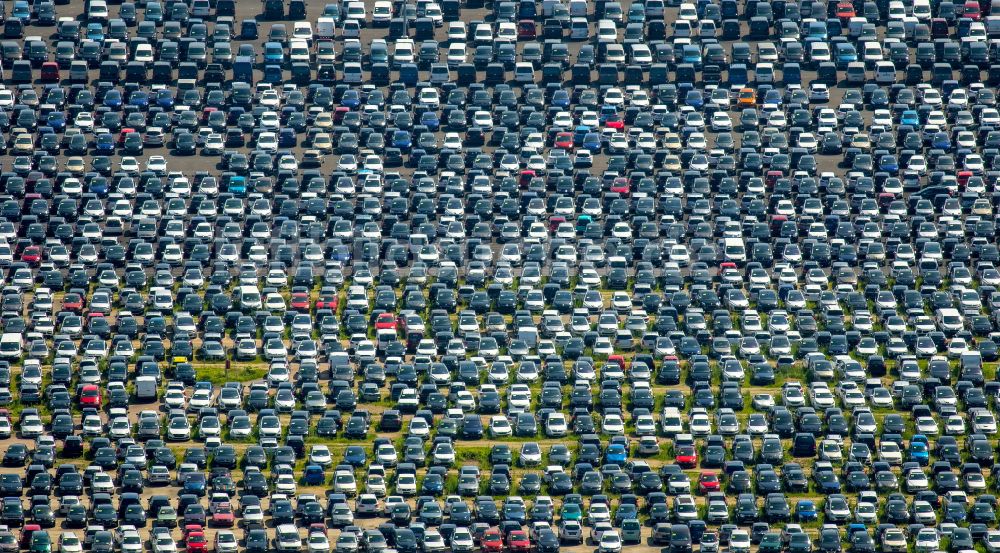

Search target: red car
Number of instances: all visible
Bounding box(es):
[554,132,574,150]
[21,246,41,265]
[507,531,531,553]
[290,293,310,311]
[675,444,698,468]
[316,294,339,310]
[79,385,101,407]
[186,532,207,553]
[835,1,856,18]
[375,313,397,330]
[603,113,624,130]
[210,502,235,527]
[62,293,84,312]
[518,170,537,188]
[607,355,626,370]
[609,178,630,195]
[482,530,504,553]
[517,19,536,39]
[698,472,721,493]
[963,0,981,18]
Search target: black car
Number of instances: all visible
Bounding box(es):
[245,529,267,553]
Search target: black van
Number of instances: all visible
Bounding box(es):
[262,0,283,19]
[670,524,692,553]
[931,62,953,84]
[215,0,234,15]
[125,61,146,82]
[400,63,418,85]
[98,60,119,82]
[371,63,390,85]
[624,64,644,85]
[676,63,695,83]
[389,17,409,38]
[816,62,837,83]
[989,64,1000,85]
[240,19,258,40]
[792,433,816,457]
[151,61,173,83]
[287,0,305,19]
[442,0,461,18]
[290,62,310,85]
[178,61,198,80]
[414,17,434,40]
[542,62,562,83]
[456,63,476,85]
[597,63,618,85]
[485,63,505,84]
[649,63,668,84]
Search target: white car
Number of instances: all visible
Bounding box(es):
[396,473,417,495]
[215,532,238,553]
[309,445,333,467]
[307,533,330,553]
[146,155,168,173]
[598,531,622,553]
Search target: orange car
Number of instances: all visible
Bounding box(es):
[737,87,757,106]
[835,1,856,19]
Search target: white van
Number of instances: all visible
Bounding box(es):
[597,19,618,42]
[936,308,964,333]
[570,17,589,39]
[874,61,896,83]
[660,407,684,435]
[135,376,158,402]
[238,286,262,310]
[755,62,775,83]
[316,17,336,39]
[721,238,746,263]
[987,15,1000,37]
[0,333,21,359]
[514,62,535,82]
[342,62,363,83]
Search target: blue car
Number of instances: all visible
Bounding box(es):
[685,90,704,108]
[86,22,105,42]
[263,41,284,64]
[11,1,30,22]
[582,132,602,152]
[95,133,115,153]
[278,128,296,148]
[302,465,325,485]
[226,176,246,195]
[878,154,899,172]
[551,90,571,108]
[47,112,66,131]
[341,90,361,108]
[392,130,412,150]
[88,178,109,196]
[605,444,627,465]
[796,500,818,521]
[156,89,175,109]
[420,111,440,130]
[129,91,149,108]
[102,90,122,109]
[909,435,929,464]
[343,445,367,467]
[900,110,919,126]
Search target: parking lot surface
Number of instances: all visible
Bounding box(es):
[0,0,999,552]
